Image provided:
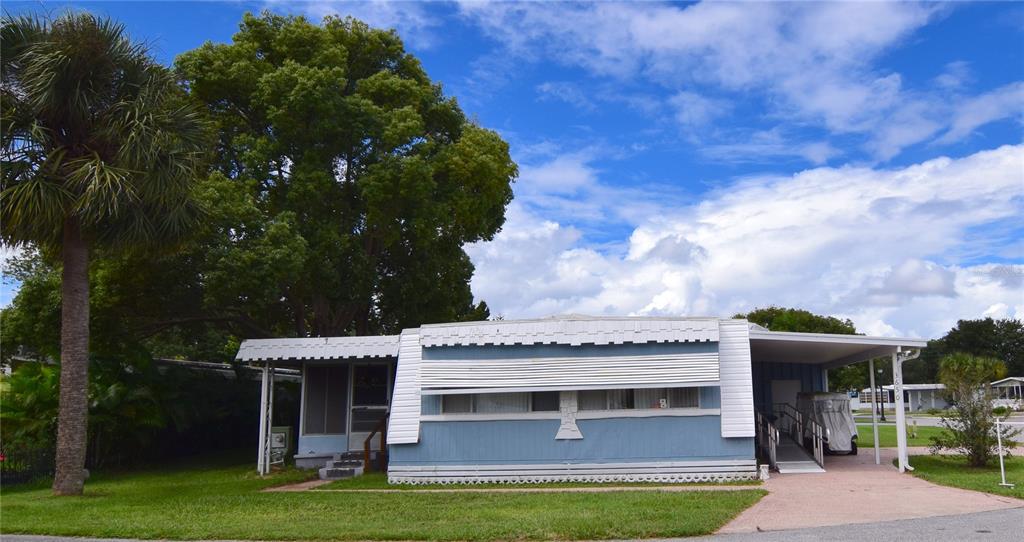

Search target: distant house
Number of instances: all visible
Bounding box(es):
[860,377,1023,413]
[859,383,948,412]
[238,316,926,482]
[992,377,1024,410]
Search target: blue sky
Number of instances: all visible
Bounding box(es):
[3,1,1023,338]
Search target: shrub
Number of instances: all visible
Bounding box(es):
[930,353,1020,467]
[0,363,58,482]
[1,359,298,479]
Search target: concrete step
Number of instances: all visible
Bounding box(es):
[318,465,364,480]
[329,460,364,469]
[777,461,825,474]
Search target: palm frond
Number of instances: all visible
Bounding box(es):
[1,10,210,249]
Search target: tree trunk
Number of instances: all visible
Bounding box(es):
[52,218,90,496]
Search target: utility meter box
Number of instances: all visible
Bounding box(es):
[270,426,293,465]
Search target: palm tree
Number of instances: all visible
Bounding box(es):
[1,12,207,495]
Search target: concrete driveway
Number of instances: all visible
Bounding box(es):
[718,448,1023,533]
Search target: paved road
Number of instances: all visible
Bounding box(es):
[684,508,1024,541]
[5,509,1024,542]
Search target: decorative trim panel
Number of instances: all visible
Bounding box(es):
[419,317,720,347]
[386,330,422,444]
[388,459,758,484]
[719,320,756,438]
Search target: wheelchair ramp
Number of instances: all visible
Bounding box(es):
[775,434,824,474]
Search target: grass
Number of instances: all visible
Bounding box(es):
[0,454,766,540]
[317,471,762,490]
[854,409,954,418]
[908,454,1024,501]
[856,424,949,447]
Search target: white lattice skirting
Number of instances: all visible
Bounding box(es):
[388,459,759,484]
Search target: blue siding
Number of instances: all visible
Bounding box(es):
[297,434,347,456]
[390,416,754,465]
[422,341,717,361]
[751,362,824,414]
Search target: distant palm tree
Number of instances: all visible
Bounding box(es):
[1,12,207,495]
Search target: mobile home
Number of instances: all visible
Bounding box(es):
[238,316,927,482]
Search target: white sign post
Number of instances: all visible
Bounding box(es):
[996,418,1016,488]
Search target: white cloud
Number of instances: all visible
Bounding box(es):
[938,82,1024,144]
[458,2,1021,162]
[267,1,441,49]
[507,146,696,230]
[468,145,1024,338]
[934,60,972,90]
[669,91,728,129]
[700,128,839,165]
[536,81,596,112]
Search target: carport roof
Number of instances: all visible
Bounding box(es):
[749,328,928,369]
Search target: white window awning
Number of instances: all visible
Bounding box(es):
[419,351,720,395]
[236,335,400,364]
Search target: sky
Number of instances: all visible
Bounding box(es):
[3,1,1023,339]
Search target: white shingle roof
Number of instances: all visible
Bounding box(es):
[236,335,400,362]
[418,316,720,347]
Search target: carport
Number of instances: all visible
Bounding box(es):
[747,326,928,473]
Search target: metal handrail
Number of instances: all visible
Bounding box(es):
[755,411,779,471]
[773,402,829,468]
[810,421,825,466]
[772,402,803,438]
[363,414,388,472]
[775,408,803,442]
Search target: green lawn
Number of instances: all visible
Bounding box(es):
[0,455,765,540]
[318,471,761,490]
[908,454,1024,500]
[856,424,948,447]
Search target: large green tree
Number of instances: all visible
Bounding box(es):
[903,318,1024,384]
[738,306,857,335]
[0,13,207,495]
[173,12,516,338]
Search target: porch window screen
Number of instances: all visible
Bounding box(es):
[579,389,635,410]
[669,387,699,408]
[476,393,530,413]
[578,390,607,410]
[442,394,473,413]
[531,391,560,411]
[441,392,560,413]
[582,387,700,410]
[304,366,348,434]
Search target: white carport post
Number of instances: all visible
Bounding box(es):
[892,349,909,473]
[256,362,274,476]
[868,357,881,465]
